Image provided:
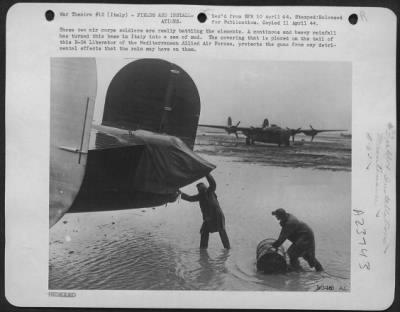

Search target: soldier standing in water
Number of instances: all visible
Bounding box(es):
[180,174,231,249]
[271,208,323,272]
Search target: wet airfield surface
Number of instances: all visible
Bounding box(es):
[49,130,351,291]
[195,128,351,171]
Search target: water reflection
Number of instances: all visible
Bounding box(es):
[50,157,350,291]
[193,249,230,290]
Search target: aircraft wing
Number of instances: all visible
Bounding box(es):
[302,129,346,134]
[198,124,231,130]
[317,129,347,132]
[199,124,256,132]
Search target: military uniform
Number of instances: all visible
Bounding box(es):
[272,209,323,272]
[181,175,230,249]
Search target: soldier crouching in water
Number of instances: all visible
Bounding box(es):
[180,174,231,249]
[271,208,323,272]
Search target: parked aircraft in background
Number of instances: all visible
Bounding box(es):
[200,117,347,145]
[200,117,291,146]
[200,116,242,138]
[300,125,347,142]
[50,58,214,228]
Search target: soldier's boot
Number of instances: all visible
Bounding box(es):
[314,259,324,272]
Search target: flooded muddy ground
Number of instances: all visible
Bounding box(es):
[49,130,351,291]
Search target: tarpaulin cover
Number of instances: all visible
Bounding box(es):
[132,130,215,194]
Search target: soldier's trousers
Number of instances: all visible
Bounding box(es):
[200,228,230,249]
[287,236,323,272]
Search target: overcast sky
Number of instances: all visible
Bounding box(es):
[94,58,351,130]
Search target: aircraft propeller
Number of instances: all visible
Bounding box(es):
[287,127,302,142]
[308,125,319,142]
[226,120,241,138]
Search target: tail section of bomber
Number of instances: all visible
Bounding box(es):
[102,59,201,149]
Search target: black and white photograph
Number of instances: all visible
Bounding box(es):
[49,58,351,291]
[5,4,396,309]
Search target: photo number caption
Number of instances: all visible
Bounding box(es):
[353,209,370,270]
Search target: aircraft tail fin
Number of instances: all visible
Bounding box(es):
[50,58,97,227]
[227,116,232,127]
[102,59,200,149]
[262,118,269,128]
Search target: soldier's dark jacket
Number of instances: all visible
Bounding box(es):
[181,175,225,233]
[272,213,315,250]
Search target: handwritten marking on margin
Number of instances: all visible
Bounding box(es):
[365,123,395,255]
[353,209,370,270]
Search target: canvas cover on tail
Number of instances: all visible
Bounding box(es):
[132,130,215,194]
[69,127,215,213]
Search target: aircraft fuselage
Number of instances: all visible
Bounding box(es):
[242,128,291,146]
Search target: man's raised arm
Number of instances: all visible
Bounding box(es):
[180,192,200,202]
[206,174,216,192]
